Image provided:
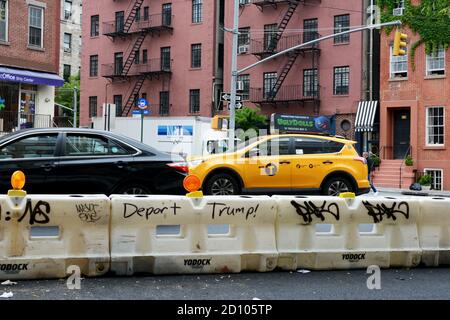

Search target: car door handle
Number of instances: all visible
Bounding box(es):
[115,161,128,169]
[40,163,56,172]
[279,161,291,165]
[323,160,333,165]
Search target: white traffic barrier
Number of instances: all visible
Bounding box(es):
[274,195,422,270]
[418,196,450,266]
[0,195,110,280]
[110,195,277,275]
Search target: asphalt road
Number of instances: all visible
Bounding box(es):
[2,268,449,300]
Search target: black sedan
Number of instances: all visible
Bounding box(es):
[0,128,187,195]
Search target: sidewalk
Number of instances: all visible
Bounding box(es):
[377,187,450,197]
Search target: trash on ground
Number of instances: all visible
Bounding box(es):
[0,291,13,299]
[297,269,311,274]
[1,280,17,286]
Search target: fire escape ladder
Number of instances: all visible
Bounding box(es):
[124,0,144,33]
[268,52,299,101]
[121,32,146,76]
[268,0,301,52]
[121,75,146,117]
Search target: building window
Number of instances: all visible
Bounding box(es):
[114,95,122,117]
[135,7,141,22]
[64,0,72,20]
[134,50,140,64]
[263,72,277,99]
[192,0,202,23]
[237,74,250,100]
[89,55,98,77]
[303,68,318,97]
[115,11,124,33]
[426,46,445,76]
[238,27,250,53]
[143,7,149,21]
[239,0,251,4]
[162,3,172,26]
[63,64,71,82]
[0,0,8,42]
[28,5,43,48]
[64,33,72,52]
[424,169,443,191]
[334,14,350,44]
[114,52,123,75]
[161,47,171,71]
[90,15,99,37]
[333,66,349,95]
[189,89,200,113]
[160,91,170,116]
[264,24,277,51]
[303,18,318,43]
[89,96,97,117]
[142,49,148,64]
[426,106,444,146]
[390,46,408,78]
[191,43,201,68]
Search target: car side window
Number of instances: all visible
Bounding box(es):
[0,134,58,159]
[255,138,291,156]
[65,134,132,157]
[294,138,344,155]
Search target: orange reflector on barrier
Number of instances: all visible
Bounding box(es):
[11,170,26,190]
[183,174,201,193]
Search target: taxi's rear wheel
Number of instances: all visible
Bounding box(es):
[322,177,354,196]
[204,173,240,196]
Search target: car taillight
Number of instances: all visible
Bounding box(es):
[353,156,367,165]
[167,162,189,173]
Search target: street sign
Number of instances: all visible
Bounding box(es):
[228,102,243,110]
[133,109,150,115]
[138,98,148,110]
[221,92,242,102]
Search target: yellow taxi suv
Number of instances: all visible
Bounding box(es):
[170,134,370,196]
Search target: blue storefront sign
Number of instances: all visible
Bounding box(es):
[0,67,64,87]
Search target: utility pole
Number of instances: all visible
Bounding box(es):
[227,0,240,147]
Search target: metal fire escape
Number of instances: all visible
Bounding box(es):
[102,0,173,117]
[250,0,321,112]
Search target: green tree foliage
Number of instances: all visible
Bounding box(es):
[235,106,268,132]
[55,73,80,126]
[378,0,450,68]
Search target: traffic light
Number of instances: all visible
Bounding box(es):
[211,115,229,130]
[393,31,408,56]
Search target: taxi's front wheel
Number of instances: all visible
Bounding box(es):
[204,173,240,196]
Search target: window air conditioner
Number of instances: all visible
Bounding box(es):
[236,81,244,91]
[238,45,249,54]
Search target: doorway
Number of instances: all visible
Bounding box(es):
[393,109,410,159]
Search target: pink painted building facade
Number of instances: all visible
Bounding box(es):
[222,0,370,140]
[80,0,225,126]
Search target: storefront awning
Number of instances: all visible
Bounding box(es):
[0,66,64,87]
[355,101,378,132]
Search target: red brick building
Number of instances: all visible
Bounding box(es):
[0,0,63,133]
[375,8,449,190]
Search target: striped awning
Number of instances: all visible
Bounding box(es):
[355,101,378,132]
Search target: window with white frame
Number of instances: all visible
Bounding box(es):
[238,27,250,52]
[64,33,72,52]
[64,0,72,20]
[426,106,444,146]
[390,45,408,78]
[29,5,43,48]
[237,74,250,100]
[0,0,8,42]
[426,46,446,76]
[424,169,443,191]
[192,0,202,23]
